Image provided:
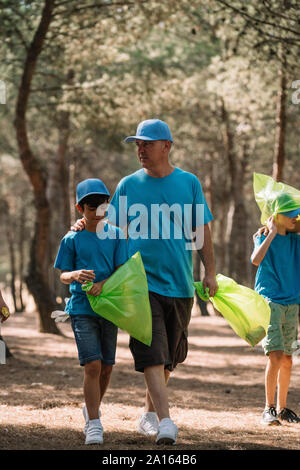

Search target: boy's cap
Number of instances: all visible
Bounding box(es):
[124,119,173,143]
[76,178,110,204]
[272,192,300,218]
[279,208,300,218]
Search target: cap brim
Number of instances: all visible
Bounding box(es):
[279,208,300,217]
[124,136,157,143]
[77,191,110,204]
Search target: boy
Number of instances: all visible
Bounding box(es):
[54,178,128,445]
[251,205,300,425]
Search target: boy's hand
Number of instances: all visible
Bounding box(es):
[253,226,268,241]
[266,216,277,235]
[71,218,85,232]
[72,270,95,283]
[0,305,10,323]
[88,280,107,296]
[253,217,277,241]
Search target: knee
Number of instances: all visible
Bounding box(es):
[281,354,293,369]
[269,350,283,366]
[101,364,113,379]
[85,360,101,378]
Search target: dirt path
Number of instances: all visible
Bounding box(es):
[1,306,300,450]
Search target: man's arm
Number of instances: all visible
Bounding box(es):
[198,224,218,297]
[251,217,277,266]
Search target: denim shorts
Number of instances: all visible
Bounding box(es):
[71,315,118,366]
[262,302,299,356]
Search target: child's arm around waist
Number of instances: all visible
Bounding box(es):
[60,269,96,285]
[251,216,277,266]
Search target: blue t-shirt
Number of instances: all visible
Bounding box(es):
[108,167,213,298]
[54,224,128,317]
[254,233,300,305]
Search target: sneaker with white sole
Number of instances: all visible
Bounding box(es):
[156,418,178,445]
[261,406,281,425]
[137,412,159,436]
[83,405,102,436]
[85,419,103,445]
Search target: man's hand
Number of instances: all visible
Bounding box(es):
[202,274,218,298]
[71,218,85,232]
[88,280,107,296]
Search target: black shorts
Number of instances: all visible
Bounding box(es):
[129,291,194,373]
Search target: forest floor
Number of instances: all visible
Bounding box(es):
[1,301,300,452]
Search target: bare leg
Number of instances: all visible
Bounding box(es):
[265,350,283,407]
[145,368,170,413]
[99,364,113,403]
[84,360,101,420]
[277,354,292,411]
[144,365,170,421]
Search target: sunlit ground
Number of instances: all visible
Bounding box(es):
[1,300,300,450]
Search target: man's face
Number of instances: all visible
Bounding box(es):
[135,140,169,169]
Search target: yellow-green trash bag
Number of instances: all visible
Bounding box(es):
[253,172,300,224]
[194,274,271,347]
[82,251,152,346]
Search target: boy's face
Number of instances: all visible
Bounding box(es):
[76,202,108,222]
[276,213,298,231]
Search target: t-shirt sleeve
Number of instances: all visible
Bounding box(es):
[54,235,75,271]
[108,180,128,228]
[192,177,213,227]
[114,235,129,267]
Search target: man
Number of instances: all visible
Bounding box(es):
[109,119,218,444]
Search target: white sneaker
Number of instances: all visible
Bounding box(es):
[156,418,178,445]
[83,405,102,436]
[85,419,103,445]
[137,412,159,436]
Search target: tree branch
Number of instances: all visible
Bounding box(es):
[216,0,300,38]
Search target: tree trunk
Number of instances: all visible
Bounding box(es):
[4,209,18,313]
[17,204,26,312]
[220,99,249,285]
[272,56,287,182]
[14,0,59,334]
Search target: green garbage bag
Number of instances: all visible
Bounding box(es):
[82,251,152,346]
[253,172,300,224]
[194,274,271,347]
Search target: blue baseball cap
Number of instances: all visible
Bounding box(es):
[124,119,173,143]
[279,208,300,218]
[76,178,110,204]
